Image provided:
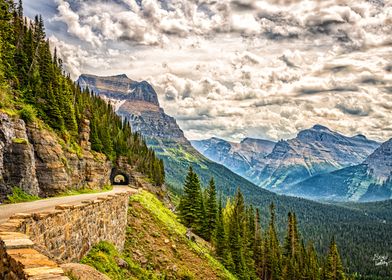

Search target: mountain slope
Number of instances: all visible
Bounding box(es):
[290,138,392,202]
[78,74,189,144]
[191,137,275,179]
[78,74,392,278]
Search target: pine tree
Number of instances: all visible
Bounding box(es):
[253,208,263,278]
[214,197,226,261]
[263,203,282,280]
[178,166,203,233]
[304,242,320,280]
[205,177,218,241]
[227,188,247,279]
[282,212,301,279]
[324,238,346,280]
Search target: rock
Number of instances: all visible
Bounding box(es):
[164,239,170,244]
[61,263,110,280]
[115,256,128,268]
[0,113,39,200]
[140,257,148,264]
[0,112,112,202]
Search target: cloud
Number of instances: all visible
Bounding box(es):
[54,0,102,47]
[26,0,392,143]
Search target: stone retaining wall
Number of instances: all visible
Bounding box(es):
[0,191,132,279]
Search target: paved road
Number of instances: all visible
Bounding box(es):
[0,186,136,224]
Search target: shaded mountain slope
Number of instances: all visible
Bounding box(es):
[291,138,392,202]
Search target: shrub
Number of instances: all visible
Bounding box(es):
[19,104,37,123]
[7,187,39,203]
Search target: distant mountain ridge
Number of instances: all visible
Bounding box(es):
[290,138,392,202]
[191,137,275,178]
[256,124,380,191]
[193,125,380,199]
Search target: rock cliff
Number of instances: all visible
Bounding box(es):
[0,113,111,201]
[78,74,189,144]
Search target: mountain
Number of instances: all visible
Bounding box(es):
[194,125,380,194]
[78,74,188,144]
[191,137,275,178]
[255,125,380,192]
[78,74,392,277]
[290,138,392,202]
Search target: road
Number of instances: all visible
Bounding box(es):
[0,186,136,224]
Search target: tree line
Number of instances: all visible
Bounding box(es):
[179,167,347,280]
[0,0,164,185]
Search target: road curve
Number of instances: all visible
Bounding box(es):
[0,186,136,224]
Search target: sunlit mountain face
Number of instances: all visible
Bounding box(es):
[26,0,392,142]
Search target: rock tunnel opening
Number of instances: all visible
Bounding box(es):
[110,169,130,186]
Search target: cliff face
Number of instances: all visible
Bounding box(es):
[0,113,111,201]
[78,74,189,144]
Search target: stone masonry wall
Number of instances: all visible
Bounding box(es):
[0,191,132,279]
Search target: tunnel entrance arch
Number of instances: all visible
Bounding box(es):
[110,168,130,186]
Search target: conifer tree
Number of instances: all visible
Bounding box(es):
[205,177,217,241]
[263,203,282,280]
[325,238,346,280]
[253,208,263,278]
[214,197,226,261]
[178,166,204,233]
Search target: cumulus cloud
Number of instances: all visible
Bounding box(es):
[26,0,392,142]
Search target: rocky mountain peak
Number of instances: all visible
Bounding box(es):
[78,74,188,144]
[77,74,160,106]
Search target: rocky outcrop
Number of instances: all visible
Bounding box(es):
[364,138,392,181]
[0,113,39,199]
[77,74,189,144]
[0,113,111,201]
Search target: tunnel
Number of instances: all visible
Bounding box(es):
[110,169,130,186]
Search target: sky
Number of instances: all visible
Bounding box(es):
[24,0,392,142]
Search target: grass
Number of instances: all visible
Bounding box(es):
[130,191,237,280]
[6,187,40,203]
[58,185,113,196]
[81,241,160,280]
[12,137,28,144]
[81,191,236,280]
